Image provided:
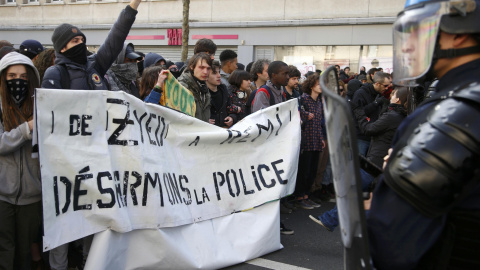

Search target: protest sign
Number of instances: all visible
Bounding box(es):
[159,70,196,116]
[35,89,301,251]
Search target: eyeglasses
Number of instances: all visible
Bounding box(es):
[377,82,390,88]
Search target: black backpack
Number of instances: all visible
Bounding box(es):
[54,64,71,89]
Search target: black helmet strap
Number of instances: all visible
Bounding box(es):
[435,45,480,59]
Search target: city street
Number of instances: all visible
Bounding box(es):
[224,201,344,270]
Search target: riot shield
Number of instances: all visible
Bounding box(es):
[320,66,371,270]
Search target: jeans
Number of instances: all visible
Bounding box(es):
[357,139,370,157]
[318,168,374,231]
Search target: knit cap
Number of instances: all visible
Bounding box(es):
[51,23,87,53]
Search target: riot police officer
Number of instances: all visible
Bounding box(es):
[367,0,480,269]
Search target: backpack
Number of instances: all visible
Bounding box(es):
[55,64,71,89]
[245,85,285,115]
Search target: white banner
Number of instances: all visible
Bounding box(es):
[35,89,301,251]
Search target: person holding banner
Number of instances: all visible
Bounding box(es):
[40,0,144,268]
[207,61,236,128]
[0,52,42,270]
[178,52,212,122]
[139,65,164,100]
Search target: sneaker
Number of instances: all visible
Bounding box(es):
[280,223,294,235]
[294,200,314,210]
[309,195,323,205]
[280,202,293,214]
[282,200,297,211]
[309,215,333,232]
[305,198,321,208]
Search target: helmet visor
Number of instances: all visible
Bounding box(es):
[392,2,450,86]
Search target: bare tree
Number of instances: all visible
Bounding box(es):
[181,0,190,62]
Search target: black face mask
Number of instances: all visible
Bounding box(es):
[62,43,88,65]
[7,79,29,106]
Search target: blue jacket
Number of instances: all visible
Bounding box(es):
[41,5,138,90]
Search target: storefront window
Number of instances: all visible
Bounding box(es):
[274,45,393,75]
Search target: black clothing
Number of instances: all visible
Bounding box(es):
[351,83,382,140]
[367,58,480,269]
[355,103,406,167]
[209,84,237,128]
[42,5,138,90]
[284,87,301,100]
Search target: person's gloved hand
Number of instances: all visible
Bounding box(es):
[375,96,389,106]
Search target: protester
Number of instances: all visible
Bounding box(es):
[19,39,45,61]
[219,49,238,88]
[249,59,270,92]
[193,38,217,59]
[0,52,42,270]
[139,65,164,100]
[0,46,15,61]
[143,52,166,69]
[309,87,408,232]
[284,65,301,99]
[351,71,391,156]
[293,73,325,210]
[142,68,169,105]
[40,0,143,268]
[0,40,13,49]
[42,0,142,92]
[251,61,288,113]
[249,61,294,234]
[245,61,254,73]
[178,52,212,122]
[207,61,236,128]
[105,42,142,98]
[226,69,251,122]
[368,0,480,268]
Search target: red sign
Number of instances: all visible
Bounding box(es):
[168,29,182,46]
[192,35,238,40]
[126,35,165,40]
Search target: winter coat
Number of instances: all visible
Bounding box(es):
[178,70,211,122]
[226,84,248,122]
[352,83,383,140]
[104,42,140,98]
[354,103,407,167]
[0,52,42,205]
[210,84,238,127]
[41,5,138,90]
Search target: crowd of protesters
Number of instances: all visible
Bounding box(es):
[0,0,408,267]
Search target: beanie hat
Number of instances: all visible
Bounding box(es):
[51,23,86,53]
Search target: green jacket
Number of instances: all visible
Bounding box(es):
[178,71,211,122]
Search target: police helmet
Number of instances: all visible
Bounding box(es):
[393,0,480,86]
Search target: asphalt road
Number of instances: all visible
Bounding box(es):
[223,201,344,270]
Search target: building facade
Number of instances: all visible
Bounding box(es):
[0,0,405,73]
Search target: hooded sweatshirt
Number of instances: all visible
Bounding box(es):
[105,42,140,98]
[143,53,165,69]
[0,52,42,205]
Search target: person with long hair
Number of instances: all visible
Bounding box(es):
[0,52,42,270]
[139,65,164,101]
[33,48,55,82]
